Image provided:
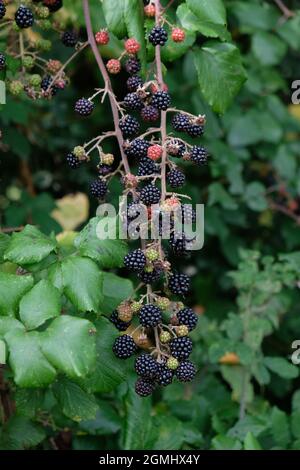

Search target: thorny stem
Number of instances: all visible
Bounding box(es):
[273,0,295,18]
[82,0,131,175]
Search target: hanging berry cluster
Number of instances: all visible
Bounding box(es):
[0,0,89,99]
[69,0,209,397]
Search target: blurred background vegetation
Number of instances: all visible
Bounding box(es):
[1,0,300,451]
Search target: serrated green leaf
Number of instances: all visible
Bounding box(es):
[5,416,45,449]
[19,280,61,330]
[40,315,96,379]
[102,0,127,39]
[264,356,298,379]
[185,0,229,40]
[271,407,291,448]
[161,30,196,62]
[100,273,134,314]
[15,389,44,419]
[4,225,57,265]
[243,432,262,450]
[79,401,121,436]
[244,182,268,212]
[53,377,98,422]
[0,272,34,317]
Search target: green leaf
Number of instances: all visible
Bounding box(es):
[161,30,196,62]
[276,13,300,50]
[0,272,34,317]
[193,42,247,114]
[5,416,45,449]
[0,233,10,262]
[252,32,287,66]
[74,217,128,269]
[221,365,254,403]
[271,407,291,448]
[291,410,300,438]
[124,0,147,71]
[264,357,299,379]
[100,273,134,314]
[243,432,262,450]
[244,182,268,212]
[227,110,283,146]
[229,2,279,32]
[84,317,127,393]
[79,401,121,436]
[185,0,229,40]
[212,434,242,450]
[5,329,56,388]
[40,315,96,379]
[0,339,5,364]
[15,389,44,419]
[4,225,57,265]
[208,182,238,210]
[53,377,98,422]
[152,416,185,450]
[102,0,127,39]
[19,280,61,330]
[0,317,25,339]
[51,257,104,312]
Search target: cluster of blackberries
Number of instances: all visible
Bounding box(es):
[172,113,204,138]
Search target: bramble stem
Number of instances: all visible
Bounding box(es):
[273,0,295,18]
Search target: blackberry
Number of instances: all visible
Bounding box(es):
[89,178,108,198]
[177,307,198,331]
[124,92,144,111]
[124,248,146,271]
[127,201,143,221]
[139,304,162,327]
[113,334,137,359]
[98,163,112,176]
[125,57,141,75]
[151,91,171,111]
[61,31,78,47]
[119,115,140,137]
[156,364,173,386]
[181,204,196,224]
[41,75,58,95]
[176,360,196,382]
[125,139,150,158]
[137,157,158,177]
[168,272,190,296]
[126,75,143,92]
[169,336,192,359]
[148,26,168,46]
[141,105,159,122]
[140,184,161,205]
[75,98,94,116]
[15,6,34,29]
[190,146,208,165]
[66,152,81,169]
[135,354,158,379]
[138,268,162,284]
[110,310,131,332]
[43,0,63,12]
[172,113,189,132]
[169,232,189,256]
[135,377,155,397]
[0,2,6,20]
[186,122,204,138]
[0,53,5,70]
[167,169,185,188]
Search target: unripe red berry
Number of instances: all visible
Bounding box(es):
[147,144,162,161]
[107,59,121,74]
[171,28,185,43]
[125,38,141,55]
[95,30,109,45]
[144,4,156,18]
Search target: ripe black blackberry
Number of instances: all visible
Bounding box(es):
[126,75,143,92]
[151,91,171,111]
[141,105,159,122]
[89,178,108,198]
[119,115,140,137]
[177,307,198,331]
[135,377,155,397]
[75,98,94,116]
[125,57,141,75]
[148,26,168,46]
[176,360,196,382]
[0,53,5,70]
[135,354,158,379]
[138,267,162,284]
[110,310,131,332]
[127,201,143,221]
[172,113,189,132]
[98,163,112,176]
[0,2,6,20]
[66,152,81,169]
[43,0,63,12]
[139,304,162,327]
[15,6,34,28]
[124,248,146,272]
[167,169,185,188]
[113,334,137,359]
[125,138,150,158]
[41,75,58,95]
[169,336,192,359]
[186,122,204,138]
[169,231,189,256]
[168,272,190,296]
[137,157,158,177]
[140,184,161,205]
[190,146,208,165]
[156,364,173,386]
[181,204,196,224]
[61,31,78,47]
[124,92,144,111]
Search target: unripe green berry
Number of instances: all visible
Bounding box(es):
[176,325,189,337]
[130,301,142,314]
[22,56,34,69]
[30,74,42,87]
[39,20,52,31]
[160,331,171,344]
[36,6,50,19]
[9,81,24,96]
[145,248,159,262]
[73,146,86,159]
[144,265,154,273]
[167,356,179,370]
[36,39,52,51]
[156,296,171,311]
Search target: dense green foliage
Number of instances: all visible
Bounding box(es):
[1,0,300,451]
